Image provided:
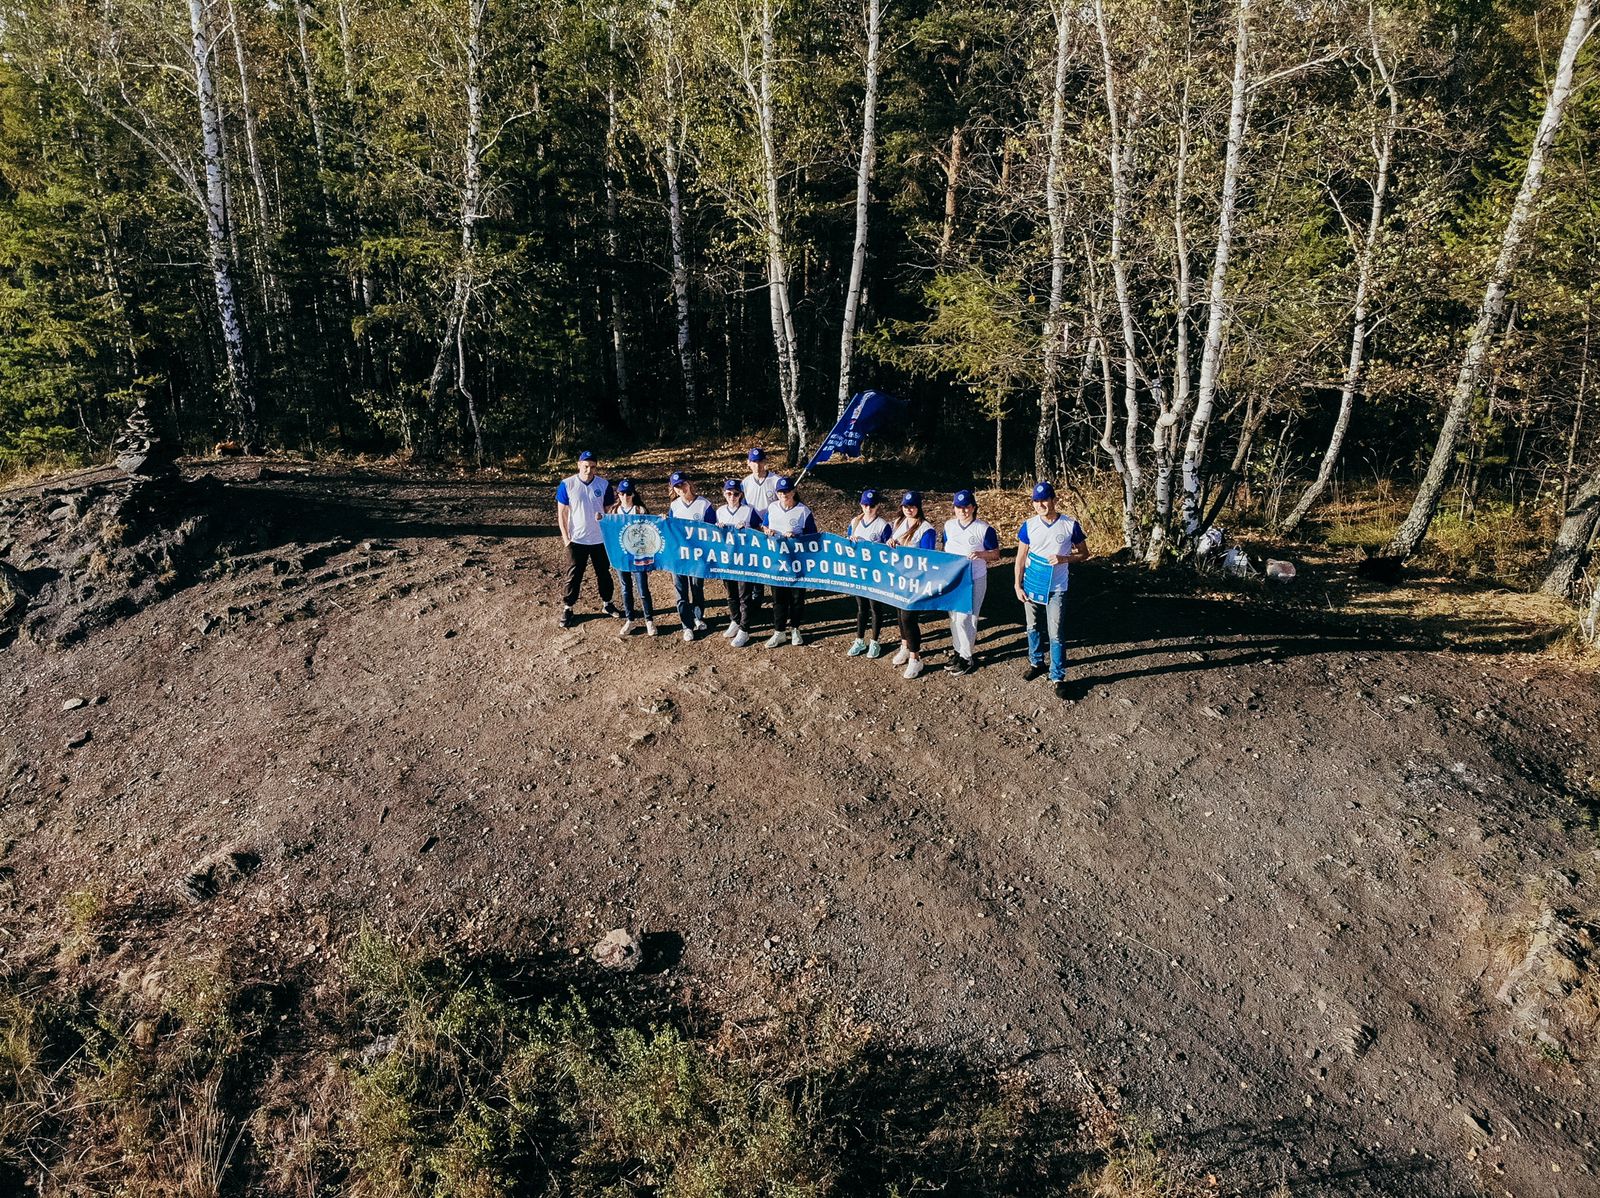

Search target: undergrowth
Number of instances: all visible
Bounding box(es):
[2,924,1219,1196]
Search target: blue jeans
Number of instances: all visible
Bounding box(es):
[673,574,705,628]
[1024,591,1069,681]
[620,572,654,620]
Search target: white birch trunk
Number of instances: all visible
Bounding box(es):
[1389,0,1595,558]
[1144,68,1193,565]
[422,0,486,454]
[1093,0,1143,540]
[660,28,697,419]
[1280,28,1398,535]
[837,0,881,416]
[1037,2,1071,481]
[605,22,630,424]
[189,0,256,446]
[939,124,962,260]
[756,0,807,458]
[1177,0,1250,535]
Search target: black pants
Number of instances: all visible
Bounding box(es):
[856,597,885,640]
[726,580,760,629]
[673,574,705,628]
[564,542,614,608]
[898,608,922,653]
[771,587,805,631]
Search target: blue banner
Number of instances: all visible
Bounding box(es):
[600,514,973,613]
[803,389,906,471]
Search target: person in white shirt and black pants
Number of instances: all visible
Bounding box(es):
[888,491,939,680]
[715,478,762,646]
[761,476,817,647]
[845,489,892,659]
[555,450,620,628]
[667,471,715,641]
[942,488,1000,674]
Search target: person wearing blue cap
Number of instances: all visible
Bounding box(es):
[556,450,620,628]
[942,489,1000,674]
[612,478,658,637]
[740,448,780,510]
[760,476,817,647]
[1014,481,1090,699]
[845,489,892,658]
[741,449,779,613]
[667,471,715,641]
[887,491,938,679]
[716,479,762,646]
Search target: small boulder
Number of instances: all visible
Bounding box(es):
[592,928,642,972]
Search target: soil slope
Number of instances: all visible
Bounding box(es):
[2,457,1597,1196]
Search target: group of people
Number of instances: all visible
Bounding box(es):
[555,448,1091,698]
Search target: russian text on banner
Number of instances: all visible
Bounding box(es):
[600,514,973,613]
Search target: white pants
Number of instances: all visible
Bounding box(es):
[948,573,987,659]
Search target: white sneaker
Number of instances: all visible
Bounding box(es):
[731,629,750,647]
[619,620,634,637]
[903,657,924,680]
[682,628,695,643]
[764,631,786,648]
[722,623,739,639]
[790,628,804,647]
[694,619,709,633]
[645,620,658,637]
[892,644,911,667]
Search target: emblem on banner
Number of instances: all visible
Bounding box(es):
[619,519,665,568]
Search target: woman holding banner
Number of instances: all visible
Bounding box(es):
[887,491,939,680]
[667,471,715,642]
[845,489,892,659]
[761,477,817,648]
[716,478,762,647]
[613,478,658,637]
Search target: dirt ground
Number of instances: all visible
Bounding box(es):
[2,452,1598,1196]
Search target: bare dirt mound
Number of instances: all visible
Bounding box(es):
[2,459,1597,1195]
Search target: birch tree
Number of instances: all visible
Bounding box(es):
[1388,0,1597,559]
[1037,0,1071,481]
[1279,9,1399,534]
[837,0,883,416]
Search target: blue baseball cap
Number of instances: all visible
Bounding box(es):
[669,470,688,486]
[953,489,976,508]
[900,491,922,508]
[577,450,595,462]
[859,488,880,506]
[774,476,794,493]
[1032,481,1056,501]
[722,478,742,493]
[748,447,765,462]
[616,477,635,494]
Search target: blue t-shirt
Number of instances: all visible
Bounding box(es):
[1018,514,1085,597]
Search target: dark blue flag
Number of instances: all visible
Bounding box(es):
[803,389,906,472]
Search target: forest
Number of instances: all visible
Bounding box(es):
[1,0,1598,613]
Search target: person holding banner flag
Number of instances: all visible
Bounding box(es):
[716,479,762,647]
[888,492,939,680]
[760,477,818,647]
[845,489,892,659]
[740,448,780,510]
[942,489,1001,674]
[613,478,658,637]
[667,471,715,641]
[1014,481,1090,700]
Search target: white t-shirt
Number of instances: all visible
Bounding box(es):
[741,471,780,511]
[669,495,714,524]
[943,517,1000,581]
[716,501,760,530]
[557,473,614,546]
[1018,513,1086,595]
[891,516,938,551]
[764,501,817,538]
[849,514,891,543]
